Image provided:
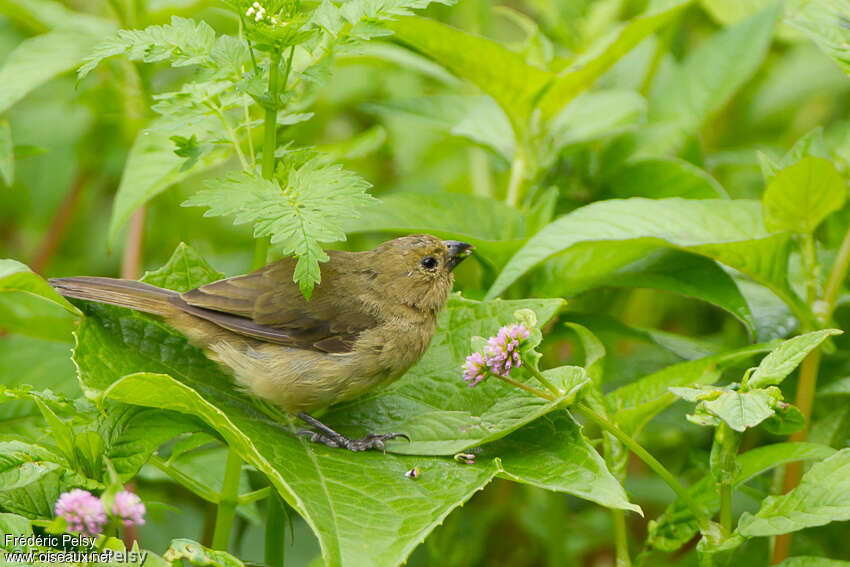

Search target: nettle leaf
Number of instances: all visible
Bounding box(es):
[648,442,837,551]
[748,329,842,389]
[79,16,216,79]
[0,259,80,341]
[785,0,850,75]
[72,293,632,566]
[606,157,728,199]
[702,390,775,432]
[385,16,551,135]
[140,242,225,292]
[762,156,846,234]
[738,448,850,537]
[486,198,807,328]
[536,0,689,121]
[184,162,376,297]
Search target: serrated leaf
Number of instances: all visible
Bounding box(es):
[0,28,112,115]
[72,293,630,566]
[748,329,842,389]
[648,442,836,551]
[0,259,80,341]
[607,157,728,199]
[184,162,375,297]
[537,0,689,121]
[140,243,224,292]
[702,390,775,431]
[0,120,12,187]
[762,156,846,234]
[486,198,806,327]
[785,0,850,74]
[738,448,850,536]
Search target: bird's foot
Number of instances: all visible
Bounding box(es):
[298,430,409,452]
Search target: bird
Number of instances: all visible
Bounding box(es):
[50,235,473,451]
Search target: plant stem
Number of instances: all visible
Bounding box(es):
[575,402,712,534]
[823,223,850,316]
[612,508,632,567]
[255,47,284,269]
[265,492,286,567]
[505,147,527,207]
[31,170,88,274]
[149,454,220,503]
[121,206,146,279]
[526,364,565,398]
[209,100,249,171]
[493,374,555,400]
[712,423,740,535]
[211,448,242,551]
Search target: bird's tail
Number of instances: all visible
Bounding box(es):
[49,276,179,316]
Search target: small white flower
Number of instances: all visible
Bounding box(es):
[246,6,255,16]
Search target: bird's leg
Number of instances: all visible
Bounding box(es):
[297,412,409,452]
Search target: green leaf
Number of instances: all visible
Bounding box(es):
[536,0,689,121]
[646,4,778,151]
[607,157,728,199]
[702,390,775,432]
[648,441,836,551]
[140,242,225,292]
[608,343,773,433]
[763,402,806,435]
[0,120,12,187]
[0,259,80,341]
[385,16,552,135]
[164,538,244,567]
[78,16,216,79]
[758,127,829,184]
[762,156,846,234]
[108,124,227,247]
[0,513,32,551]
[777,559,850,567]
[0,28,112,115]
[747,329,842,389]
[738,448,850,536]
[184,163,376,297]
[785,0,850,74]
[486,199,805,326]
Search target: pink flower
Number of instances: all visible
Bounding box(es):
[54,489,107,537]
[463,351,488,387]
[112,490,146,527]
[483,324,530,377]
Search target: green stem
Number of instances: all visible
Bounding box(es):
[212,449,242,551]
[801,232,819,310]
[525,364,564,398]
[612,509,632,567]
[238,486,271,505]
[150,454,220,503]
[254,48,284,269]
[575,403,712,534]
[265,493,286,567]
[712,423,740,535]
[209,101,249,171]
[505,148,527,207]
[823,223,850,316]
[494,373,555,400]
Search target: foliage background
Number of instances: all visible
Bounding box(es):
[1,0,850,565]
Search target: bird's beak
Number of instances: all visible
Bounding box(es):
[444,240,474,270]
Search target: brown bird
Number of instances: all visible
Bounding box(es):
[50,235,472,451]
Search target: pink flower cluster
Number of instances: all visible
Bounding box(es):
[54,489,146,537]
[463,324,530,387]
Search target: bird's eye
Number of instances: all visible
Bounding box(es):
[421,256,438,270]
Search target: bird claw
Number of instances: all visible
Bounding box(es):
[298,430,410,452]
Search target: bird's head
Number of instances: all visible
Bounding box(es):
[371,234,473,313]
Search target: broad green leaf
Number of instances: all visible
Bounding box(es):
[73,292,624,566]
[0,30,108,115]
[537,0,689,121]
[164,539,244,567]
[535,248,756,333]
[108,125,227,247]
[646,4,778,151]
[785,0,850,74]
[819,376,850,396]
[738,448,850,536]
[0,120,12,186]
[748,329,842,388]
[0,259,80,341]
[486,199,806,326]
[777,559,850,567]
[184,163,376,298]
[367,95,515,158]
[0,513,32,551]
[140,242,225,292]
[648,442,837,551]
[762,156,846,234]
[758,127,829,184]
[608,343,772,433]
[607,157,728,199]
[341,192,527,267]
[702,390,775,431]
[385,16,552,135]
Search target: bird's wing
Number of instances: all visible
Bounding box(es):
[174,254,379,353]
